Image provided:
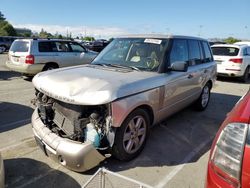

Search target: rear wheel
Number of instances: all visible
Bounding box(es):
[194,83,211,111]
[0,45,6,52]
[240,66,249,83]
[112,109,149,161]
[42,63,58,71]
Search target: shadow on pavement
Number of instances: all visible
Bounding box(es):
[217,76,250,84]
[0,102,33,133]
[93,92,241,172]
[4,158,81,188]
[0,71,21,80]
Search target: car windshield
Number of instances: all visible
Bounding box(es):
[212,47,239,56]
[92,38,168,71]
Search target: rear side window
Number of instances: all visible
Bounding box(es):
[55,42,71,52]
[212,47,239,56]
[39,42,57,52]
[188,40,202,65]
[170,39,188,64]
[10,41,29,52]
[202,41,213,62]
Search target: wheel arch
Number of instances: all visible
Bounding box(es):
[42,62,59,71]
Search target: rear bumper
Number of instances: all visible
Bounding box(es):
[5,61,45,75]
[217,66,244,77]
[31,108,105,172]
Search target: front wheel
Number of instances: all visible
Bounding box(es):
[194,83,211,111]
[112,109,149,161]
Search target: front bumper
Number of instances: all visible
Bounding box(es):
[6,61,45,75]
[31,108,105,172]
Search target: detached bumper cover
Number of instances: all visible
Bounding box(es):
[31,108,105,172]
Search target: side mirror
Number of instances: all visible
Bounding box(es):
[170,61,188,72]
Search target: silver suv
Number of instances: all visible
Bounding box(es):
[6,39,97,76]
[32,35,216,172]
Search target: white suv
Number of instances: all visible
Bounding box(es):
[211,43,250,82]
[6,39,98,76]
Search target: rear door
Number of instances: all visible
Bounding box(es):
[159,39,196,117]
[54,41,76,67]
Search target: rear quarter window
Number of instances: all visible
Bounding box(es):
[212,47,239,56]
[10,41,29,52]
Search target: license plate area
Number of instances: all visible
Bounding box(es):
[35,136,48,156]
[216,60,222,64]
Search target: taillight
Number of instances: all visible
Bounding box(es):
[229,58,243,64]
[25,55,34,64]
[211,123,248,187]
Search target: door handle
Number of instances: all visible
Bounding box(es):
[187,74,194,79]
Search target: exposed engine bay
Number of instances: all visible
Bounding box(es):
[34,90,115,150]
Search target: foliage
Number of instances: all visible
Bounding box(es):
[224,37,241,44]
[0,21,17,36]
[83,36,95,41]
[0,11,17,36]
[39,28,53,38]
[0,11,5,21]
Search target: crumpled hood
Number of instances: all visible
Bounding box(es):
[33,65,160,105]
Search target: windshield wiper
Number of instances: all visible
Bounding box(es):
[105,64,140,71]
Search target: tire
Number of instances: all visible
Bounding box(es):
[42,64,58,71]
[194,83,211,111]
[0,45,6,52]
[240,66,249,83]
[112,108,150,161]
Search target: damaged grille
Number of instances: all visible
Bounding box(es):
[34,90,111,145]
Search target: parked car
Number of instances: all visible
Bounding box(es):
[0,153,4,188]
[31,34,216,172]
[5,39,98,76]
[206,89,250,188]
[211,44,250,82]
[0,46,4,54]
[0,36,17,52]
[83,39,110,52]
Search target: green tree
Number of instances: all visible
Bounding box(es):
[0,11,6,21]
[0,21,17,36]
[39,28,53,38]
[224,37,241,44]
[83,36,95,41]
[58,34,63,39]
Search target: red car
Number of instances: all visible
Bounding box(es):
[206,89,250,188]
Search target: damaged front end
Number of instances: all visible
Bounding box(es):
[31,90,115,172]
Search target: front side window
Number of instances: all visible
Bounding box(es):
[92,38,168,71]
[69,42,85,52]
[170,39,188,64]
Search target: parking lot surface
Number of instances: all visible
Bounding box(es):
[0,53,249,188]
